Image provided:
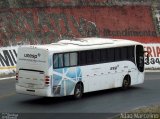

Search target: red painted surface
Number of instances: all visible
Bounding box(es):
[96,6,155,33]
[112,37,160,43]
[0,6,159,46]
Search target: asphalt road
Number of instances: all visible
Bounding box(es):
[0,72,160,119]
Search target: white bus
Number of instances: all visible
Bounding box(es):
[16,38,145,99]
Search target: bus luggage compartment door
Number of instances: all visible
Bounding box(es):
[18,69,45,89]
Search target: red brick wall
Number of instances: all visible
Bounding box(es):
[0,6,159,46]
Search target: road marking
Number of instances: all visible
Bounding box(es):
[0,92,16,100]
[0,66,16,70]
[0,76,15,81]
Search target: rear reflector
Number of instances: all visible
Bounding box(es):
[45,76,50,85]
[45,76,50,79]
[45,78,49,82]
[16,73,18,80]
[45,82,50,85]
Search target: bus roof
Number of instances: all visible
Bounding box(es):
[24,38,142,53]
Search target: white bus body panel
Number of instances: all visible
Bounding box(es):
[16,47,53,97]
[16,38,145,97]
[18,70,45,89]
[81,61,144,93]
[50,61,144,96]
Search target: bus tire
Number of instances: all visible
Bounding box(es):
[122,75,131,89]
[74,82,83,99]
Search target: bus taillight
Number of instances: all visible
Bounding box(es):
[16,73,19,81]
[45,76,50,85]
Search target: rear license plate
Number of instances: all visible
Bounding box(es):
[28,84,34,88]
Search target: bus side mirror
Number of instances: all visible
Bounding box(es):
[144,51,149,63]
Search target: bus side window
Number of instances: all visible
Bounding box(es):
[78,51,86,65]
[64,53,70,67]
[115,48,121,61]
[93,50,100,63]
[108,48,114,62]
[86,50,93,65]
[100,49,107,63]
[121,47,127,60]
[70,53,78,66]
[58,54,64,68]
[53,54,58,68]
[127,46,135,63]
[53,54,64,68]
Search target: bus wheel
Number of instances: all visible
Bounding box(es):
[74,83,83,99]
[122,75,131,89]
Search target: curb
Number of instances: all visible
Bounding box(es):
[145,70,160,72]
[0,76,15,81]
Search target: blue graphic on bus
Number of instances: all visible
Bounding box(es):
[53,67,82,95]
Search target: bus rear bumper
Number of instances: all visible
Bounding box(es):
[16,84,53,97]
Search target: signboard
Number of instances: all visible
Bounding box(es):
[0,47,18,75]
[144,44,160,69]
